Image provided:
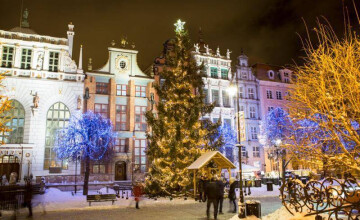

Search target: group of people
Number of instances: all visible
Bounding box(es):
[198,175,238,220]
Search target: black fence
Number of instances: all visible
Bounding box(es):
[0,185,25,211]
[280,176,360,220]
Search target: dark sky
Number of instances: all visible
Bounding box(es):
[0,0,356,70]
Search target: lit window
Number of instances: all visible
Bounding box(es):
[94,103,108,118]
[251,127,257,139]
[211,90,219,106]
[250,106,256,118]
[221,69,228,79]
[268,106,274,112]
[203,89,208,104]
[92,162,106,174]
[49,51,59,72]
[0,100,25,144]
[276,91,282,100]
[115,105,127,131]
[253,146,260,157]
[116,84,127,96]
[222,90,230,107]
[134,139,147,173]
[135,106,147,131]
[241,146,247,157]
[135,86,146,97]
[44,102,70,170]
[266,90,273,99]
[1,46,14,68]
[115,139,128,153]
[96,82,109,94]
[210,67,218,78]
[248,88,255,99]
[21,48,32,69]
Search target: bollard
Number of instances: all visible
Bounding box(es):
[126,191,129,200]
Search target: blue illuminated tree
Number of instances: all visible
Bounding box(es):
[55,111,115,195]
[217,124,237,162]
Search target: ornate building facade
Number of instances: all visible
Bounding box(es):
[0,12,84,182]
[84,40,154,182]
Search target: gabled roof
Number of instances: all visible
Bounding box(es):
[252,63,292,83]
[187,151,236,170]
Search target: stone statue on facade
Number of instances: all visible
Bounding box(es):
[32,92,39,109]
[77,95,82,110]
[204,44,210,55]
[9,172,17,185]
[21,9,30,28]
[226,49,232,59]
[194,43,199,53]
[36,52,44,70]
[216,46,221,56]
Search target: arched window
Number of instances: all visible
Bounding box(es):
[0,100,25,144]
[0,155,19,163]
[44,102,70,170]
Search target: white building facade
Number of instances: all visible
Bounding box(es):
[0,18,84,182]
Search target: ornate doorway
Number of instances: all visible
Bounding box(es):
[115,161,126,181]
[0,155,20,181]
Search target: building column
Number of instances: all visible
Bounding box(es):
[43,47,49,71]
[109,78,116,125]
[219,87,223,107]
[14,44,21,68]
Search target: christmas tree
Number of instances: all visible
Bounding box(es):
[145,20,222,196]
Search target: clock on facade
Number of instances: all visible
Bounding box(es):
[115,55,129,72]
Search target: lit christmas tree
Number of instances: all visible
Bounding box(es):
[0,73,14,142]
[145,20,222,196]
[55,111,115,195]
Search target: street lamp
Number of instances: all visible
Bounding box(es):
[268,138,285,185]
[227,83,246,218]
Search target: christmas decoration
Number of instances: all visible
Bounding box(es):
[0,72,14,143]
[145,20,222,196]
[54,111,115,195]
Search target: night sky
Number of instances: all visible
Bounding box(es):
[0,0,356,70]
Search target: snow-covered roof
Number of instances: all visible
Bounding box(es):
[187,151,236,170]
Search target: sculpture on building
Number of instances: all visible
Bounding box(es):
[63,51,77,73]
[32,92,39,108]
[21,9,30,28]
[36,52,44,70]
[226,49,232,59]
[204,44,210,55]
[77,95,82,110]
[194,43,200,53]
[9,172,17,185]
[216,47,221,57]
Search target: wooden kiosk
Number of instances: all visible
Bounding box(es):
[187,151,236,198]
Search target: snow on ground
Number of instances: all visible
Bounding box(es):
[31,187,197,213]
[236,185,281,198]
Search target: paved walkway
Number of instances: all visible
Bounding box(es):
[0,197,282,220]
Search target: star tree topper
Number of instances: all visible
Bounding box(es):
[174,19,185,33]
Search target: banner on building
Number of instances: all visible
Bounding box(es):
[235,111,246,142]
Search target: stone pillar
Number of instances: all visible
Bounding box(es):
[109,78,116,125]
[14,44,21,68]
[128,80,135,131]
[43,47,49,71]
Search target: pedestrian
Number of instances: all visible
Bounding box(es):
[228,177,237,213]
[205,177,218,220]
[216,177,225,215]
[198,176,205,202]
[133,181,143,209]
[24,179,33,218]
[1,174,8,186]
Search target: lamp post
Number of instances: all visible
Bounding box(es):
[268,138,285,184]
[228,81,246,218]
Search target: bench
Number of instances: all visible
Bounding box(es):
[86,194,117,206]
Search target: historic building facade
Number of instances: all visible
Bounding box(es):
[0,13,84,182]
[234,53,264,170]
[84,40,154,182]
[252,63,293,174]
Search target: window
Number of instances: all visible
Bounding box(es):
[253,146,260,157]
[268,106,274,112]
[49,51,59,72]
[224,119,231,127]
[96,82,109,94]
[268,71,274,79]
[222,90,230,107]
[135,106,147,131]
[1,46,14,68]
[92,162,106,174]
[44,102,70,169]
[221,69,228,79]
[210,67,218,78]
[135,86,146,97]
[115,139,128,153]
[266,90,273,99]
[0,100,25,144]
[284,78,290,83]
[248,88,255,99]
[115,105,127,131]
[21,48,32,69]
[250,106,256,118]
[0,155,19,164]
[203,89,208,104]
[239,87,243,98]
[241,146,247,157]
[94,104,108,118]
[211,90,219,106]
[276,91,282,100]
[251,127,257,139]
[242,72,247,79]
[213,118,219,123]
[134,139,146,173]
[116,84,127,96]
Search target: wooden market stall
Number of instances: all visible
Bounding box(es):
[187,151,236,198]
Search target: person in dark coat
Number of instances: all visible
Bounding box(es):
[24,180,33,217]
[216,177,225,214]
[205,177,219,220]
[198,176,205,202]
[133,182,143,209]
[228,178,237,213]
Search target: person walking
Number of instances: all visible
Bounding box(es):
[216,177,225,215]
[24,179,33,218]
[133,182,143,209]
[198,176,205,202]
[205,177,219,220]
[228,177,237,213]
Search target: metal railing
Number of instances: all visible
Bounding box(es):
[280,176,360,219]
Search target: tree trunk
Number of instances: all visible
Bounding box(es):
[83,155,90,195]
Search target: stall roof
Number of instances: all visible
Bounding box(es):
[187,151,236,170]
